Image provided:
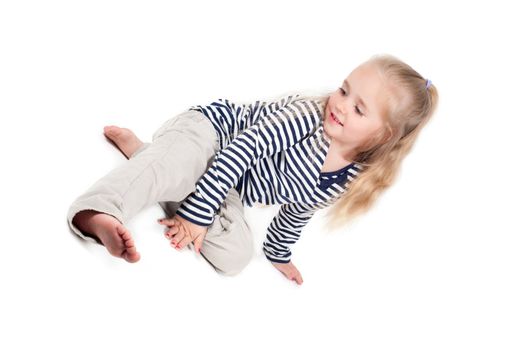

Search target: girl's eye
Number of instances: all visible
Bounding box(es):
[339,87,364,116]
[354,105,364,116]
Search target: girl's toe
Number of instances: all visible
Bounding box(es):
[124,251,140,263]
[124,238,135,248]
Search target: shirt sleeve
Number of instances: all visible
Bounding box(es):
[174,98,319,226]
[262,202,319,264]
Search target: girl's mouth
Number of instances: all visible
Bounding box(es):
[330,112,343,126]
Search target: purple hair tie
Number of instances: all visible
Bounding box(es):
[425,79,432,89]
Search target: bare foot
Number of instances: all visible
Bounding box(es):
[104,125,144,159]
[73,210,141,263]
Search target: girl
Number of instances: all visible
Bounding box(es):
[67,54,438,284]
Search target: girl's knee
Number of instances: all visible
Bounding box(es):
[215,252,253,276]
[201,243,253,276]
[201,207,253,276]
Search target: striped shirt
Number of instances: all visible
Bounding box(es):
[174,94,364,263]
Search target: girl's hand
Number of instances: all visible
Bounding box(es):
[158,215,209,254]
[271,261,304,285]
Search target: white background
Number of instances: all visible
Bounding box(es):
[1,0,525,349]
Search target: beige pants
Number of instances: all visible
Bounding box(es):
[66,110,254,276]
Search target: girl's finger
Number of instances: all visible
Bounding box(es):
[296,273,303,285]
[177,235,192,250]
[170,228,188,246]
[170,235,185,250]
[164,225,179,239]
[159,218,178,226]
[193,234,205,254]
[170,240,179,250]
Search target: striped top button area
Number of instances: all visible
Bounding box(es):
[174,95,364,263]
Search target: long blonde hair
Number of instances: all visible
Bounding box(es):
[310,53,440,231]
[239,54,438,231]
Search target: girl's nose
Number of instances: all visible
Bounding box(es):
[335,103,345,116]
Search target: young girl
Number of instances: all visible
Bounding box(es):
[67,54,438,284]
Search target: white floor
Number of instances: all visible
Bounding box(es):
[1,1,526,349]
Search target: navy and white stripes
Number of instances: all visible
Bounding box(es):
[174,94,363,263]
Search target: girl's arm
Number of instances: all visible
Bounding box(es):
[262,202,318,264]
[175,99,320,227]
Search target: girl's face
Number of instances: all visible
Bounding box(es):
[323,63,390,159]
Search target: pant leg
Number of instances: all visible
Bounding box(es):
[66,110,219,243]
[195,187,254,276]
[67,109,254,275]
